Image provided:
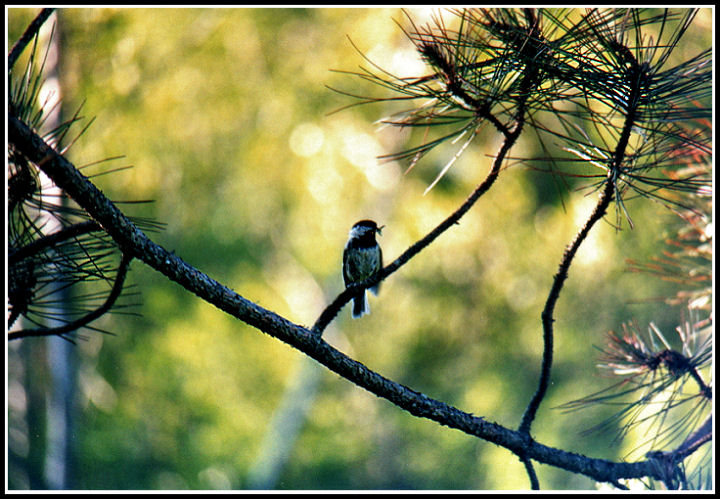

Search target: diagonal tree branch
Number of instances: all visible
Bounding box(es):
[312,7,541,336]
[8,7,55,71]
[9,111,676,487]
[311,125,518,335]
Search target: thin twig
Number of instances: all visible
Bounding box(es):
[520,454,540,489]
[518,37,645,436]
[9,219,102,265]
[688,366,712,400]
[656,415,712,463]
[9,252,132,340]
[519,175,615,437]
[311,124,519,335]
[312,8,544,335]
[8,8,55,71]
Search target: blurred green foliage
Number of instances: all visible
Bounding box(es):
[7,7,711,490]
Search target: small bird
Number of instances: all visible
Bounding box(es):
[343,219,383,318]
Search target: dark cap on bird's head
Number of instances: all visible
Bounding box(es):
[350,219,383,237]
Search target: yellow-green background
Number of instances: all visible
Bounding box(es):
[7,7,712,490]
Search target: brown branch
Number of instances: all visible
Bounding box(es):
[647,415,712,466]
[9,113,672,486]
[312,9,553,337]
[518,176,615,437]
[9,220,102,265]
[311,118,521,336]
[645,416,712,490]
[518,38,646,437]
[520,454,540,489]
[688,365,712,400]
[8,8,55,71]
[8,252,133,341]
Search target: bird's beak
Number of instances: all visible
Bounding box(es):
[377,225,385,235]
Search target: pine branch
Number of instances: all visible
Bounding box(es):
[519,173,615,436]
[9,253,133,342]
[645,416,712,490]
[8,112,674,487]
[518,13,683,436]
[311,121,518,335]
[7,8,55,71]
[8,220,102,265]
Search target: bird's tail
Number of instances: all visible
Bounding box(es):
[352,290,369,318]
